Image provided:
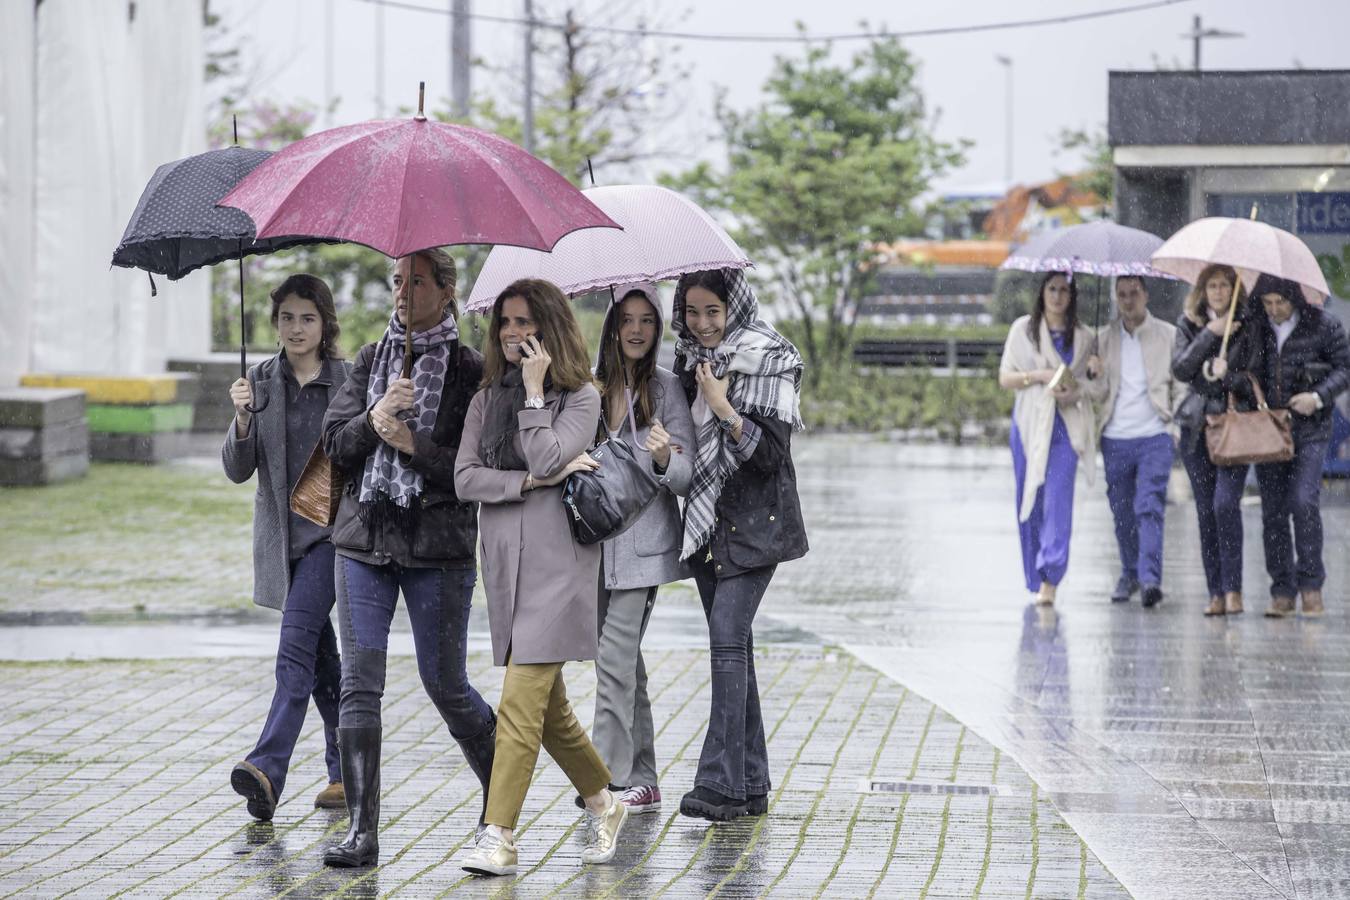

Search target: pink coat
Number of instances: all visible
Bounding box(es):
[454,383,602,665]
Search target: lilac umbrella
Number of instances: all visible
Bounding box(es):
[464,184,751,311]
[1001,220,1173,278]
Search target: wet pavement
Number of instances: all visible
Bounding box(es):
[5,433,1350,896]
[767,437,1350,900]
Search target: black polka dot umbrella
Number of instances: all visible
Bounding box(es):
[112,139,336,412]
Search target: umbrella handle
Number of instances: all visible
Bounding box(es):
[1219,274,1243,359]
[237,243,270,413]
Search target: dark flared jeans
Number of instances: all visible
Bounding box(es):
[1179,429,1247,596]
[246,542,342,799]
[690,554,776,801]
[1256,439,1328,597]
[335,557,494,743]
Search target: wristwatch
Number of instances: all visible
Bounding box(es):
[524,395,545,410]
[718,412,742,433]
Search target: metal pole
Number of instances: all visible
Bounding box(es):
[523,0,535,153]
[1193,14,1201,70]
[324,0,334,126]
[375,0,385,116]
[996,56,1013,186]
[452,0,470,118]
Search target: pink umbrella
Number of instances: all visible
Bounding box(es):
[1151,216,1330,306]
[219,91,618,259]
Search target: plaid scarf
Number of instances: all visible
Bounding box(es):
[356,309,459,524]
[672,269,804,560]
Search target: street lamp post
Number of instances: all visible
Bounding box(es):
[996,55,1013,187]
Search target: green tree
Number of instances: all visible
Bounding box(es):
[664,35,966,379]
[1056,125,1113,206]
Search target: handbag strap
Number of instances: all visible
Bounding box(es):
[1225,373,1268,412]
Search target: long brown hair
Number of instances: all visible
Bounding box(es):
[270,273,342,359]
[1185,264,1245,326]
[595,289,660,432]
[1027,271,1078,352]
[479,278,594,390]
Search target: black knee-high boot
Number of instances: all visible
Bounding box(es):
[323,726,381,867]
[455,714,496,829]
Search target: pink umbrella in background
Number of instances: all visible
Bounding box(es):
[1151,214,1331,355]
[221,84,620,373]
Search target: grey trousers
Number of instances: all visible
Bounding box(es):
[592,586,659,787]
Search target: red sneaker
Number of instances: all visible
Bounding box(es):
[619,784,662,814]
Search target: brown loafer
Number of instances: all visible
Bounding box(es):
[1265,595,1296,618]
[231,761,277,821]
[1301,589,1325,617]
[1224,592,1244,615]
[315,781,346,809]
[1203,595,1225,617]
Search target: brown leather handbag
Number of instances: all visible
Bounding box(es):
[1205,374,1295,466]
[289,442,343,527]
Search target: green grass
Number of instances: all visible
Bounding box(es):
[0,463,255,614]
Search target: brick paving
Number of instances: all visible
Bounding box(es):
[0,639,1126,897]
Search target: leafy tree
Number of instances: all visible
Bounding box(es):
[1319,246,1350,300]
[664,35,966,379]
[1055,125,1113,206]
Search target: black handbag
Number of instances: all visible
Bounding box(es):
[561,389,661,545]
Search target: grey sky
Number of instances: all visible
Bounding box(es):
[219,0,1350,193]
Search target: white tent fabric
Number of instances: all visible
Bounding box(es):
[1,0,208,385]
[0,2,36,386]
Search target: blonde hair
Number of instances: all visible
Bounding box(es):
[479,279,594,391]
[391,248,459,319]
[1185,264,1244,326]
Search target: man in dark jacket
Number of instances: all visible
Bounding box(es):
[1249,274,1350,617]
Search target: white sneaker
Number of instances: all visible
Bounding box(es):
[460,826,518,876]
[580,794,629,864]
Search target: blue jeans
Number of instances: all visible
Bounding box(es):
[246,542,342,799]
[1101,433,1175,587]
[1179,429,1247,596]
[1256,440,1328,597]
[335,558,493,742]
[690,555,775,801]
[1011,415,1078,592]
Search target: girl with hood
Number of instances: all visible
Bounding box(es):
[590,283,697,816]
[1247,274,1350,617]
[320,250,496,867]
[671,268,808,822]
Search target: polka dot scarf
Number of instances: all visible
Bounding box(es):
[358,309,459,516]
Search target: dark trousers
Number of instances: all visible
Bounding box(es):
[1256,439,1328,597]
[247,542,342,799]
[1179,430,1247,596]
[1101,433,1174,587]
[335,557,494,742]
[690,554,775,801]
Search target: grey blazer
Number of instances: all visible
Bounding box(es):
[221,354,351,611]
[599,367,697,591]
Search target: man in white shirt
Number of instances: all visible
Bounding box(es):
[1090,276,1185,607]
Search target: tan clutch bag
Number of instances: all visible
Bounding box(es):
[289,441,343,527]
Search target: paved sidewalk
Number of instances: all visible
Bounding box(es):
[0,638,1125,898]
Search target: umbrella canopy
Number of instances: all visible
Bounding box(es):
[465,184,751,311]
[219,116,619,259]
[1001,220,1172,278]
[111,145,329,279]
[1150,217,1330,305]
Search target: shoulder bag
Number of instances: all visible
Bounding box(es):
[1205,374,1295,466]
[562,387,661,545]
[289,441,343,527]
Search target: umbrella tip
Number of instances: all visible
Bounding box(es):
[415,81,426,121]
[586,157,596,186]
[233,113,238,146]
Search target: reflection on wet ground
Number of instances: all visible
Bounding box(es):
[775,436,1350,900]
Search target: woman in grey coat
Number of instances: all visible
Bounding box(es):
[221,274,349,821]
[590,283,696,816]
[454,278,631,877]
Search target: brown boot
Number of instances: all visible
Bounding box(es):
[1301,589,1325,618]
[315,781,345,809]
[1265,594,1296,618]
[1224,592,1244,615]
[1203,595,1225,617]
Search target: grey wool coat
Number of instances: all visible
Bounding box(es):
[221,354,351,611]
[454,382,603,666]
[599,367,696,591]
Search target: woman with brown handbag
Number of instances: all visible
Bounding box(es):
[1171,264,1258,616]
[222,274,350,821]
